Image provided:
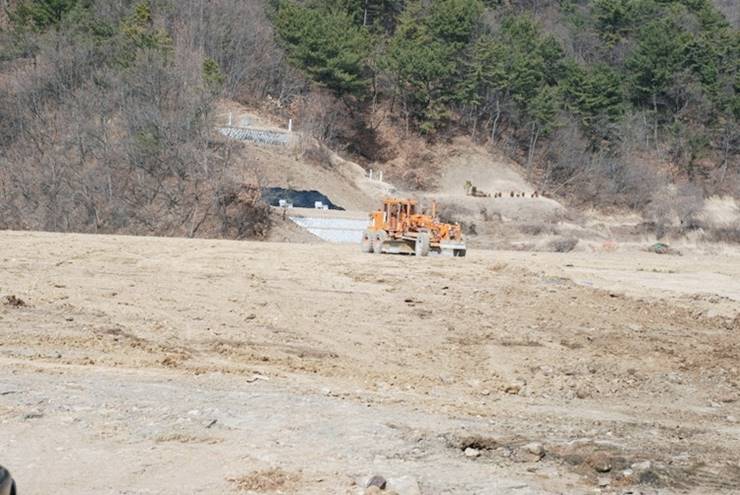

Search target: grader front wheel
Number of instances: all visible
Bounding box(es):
[415,233,430,257]
[373,231,387,254]
[361,230,373,253]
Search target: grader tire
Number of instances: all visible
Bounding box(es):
[373,231,387,254]
[361,230,373,253]
[415,233,430,257]
[0,466,16,495]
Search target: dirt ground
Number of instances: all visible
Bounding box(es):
[1,231,739,494]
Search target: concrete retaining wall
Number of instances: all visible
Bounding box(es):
[289,216,369,244]
[217,126,290,146]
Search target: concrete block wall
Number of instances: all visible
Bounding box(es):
[289,216,369,244]
[217,127,290,146]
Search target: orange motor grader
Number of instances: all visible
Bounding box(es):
[361,198,466,257]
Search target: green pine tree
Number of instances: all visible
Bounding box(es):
[9,0,80,31]
[275,1,371,97]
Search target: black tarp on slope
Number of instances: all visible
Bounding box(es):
[261,187,344,210]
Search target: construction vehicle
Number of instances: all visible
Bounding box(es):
[361,198,466,257]
[464,180,491,198]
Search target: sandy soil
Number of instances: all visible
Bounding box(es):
[1,231,739,494]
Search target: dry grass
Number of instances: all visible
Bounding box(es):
[228,468,300,493]
[154,433,223,444]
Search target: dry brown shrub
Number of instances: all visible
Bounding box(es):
[703,221,740,244]
[215,182,272,239]
[547,237,579,252]
[375,134,440,190]
[290,91,348,144]
[601,240,619,252]
[299,138,333,168]
[154,433,222,444]
[518,223,556,236]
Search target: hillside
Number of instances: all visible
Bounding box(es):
[0,0,737,242]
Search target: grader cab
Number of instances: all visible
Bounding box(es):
[361,198,466,257]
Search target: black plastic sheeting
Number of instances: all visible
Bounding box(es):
[261,187,344,210]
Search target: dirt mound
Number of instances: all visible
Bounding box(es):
[263,210,323,244]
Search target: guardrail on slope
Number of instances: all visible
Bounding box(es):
[217,126,291,146]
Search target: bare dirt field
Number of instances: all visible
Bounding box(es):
[1,231,739,494]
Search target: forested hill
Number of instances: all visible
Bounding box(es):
[0,0,738,236]
[271,0,738,202]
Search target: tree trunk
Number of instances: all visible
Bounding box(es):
[403,95,409,136]
[491,97,500,144]
[652,93,659,151]
[527,124,540,181]
[718,128,730,185]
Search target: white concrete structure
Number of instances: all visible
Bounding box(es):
[287,209,369,244]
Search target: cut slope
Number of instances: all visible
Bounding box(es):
[427,138,566,223]
[217,101,394,213]
[227,142,377,211]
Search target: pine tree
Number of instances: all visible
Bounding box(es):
[117,1,173,67]
[275,1,371,96]
[9,0,80,31]
[202,58,225,91]
[563,63,625,142]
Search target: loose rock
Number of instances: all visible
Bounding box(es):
[367,475,387,489]
[515,442,545,462]
[575,387,590,399]
[631,460,651,472]
[587,452,612,473]
[504,381,525,395]
[3,295,26,307]
[524,442,545,457]
[388,476,421,495]
[464,447,481,458]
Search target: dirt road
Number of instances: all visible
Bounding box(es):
[1,231,738,494]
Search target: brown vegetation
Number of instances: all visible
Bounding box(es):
[0,0,289,238]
